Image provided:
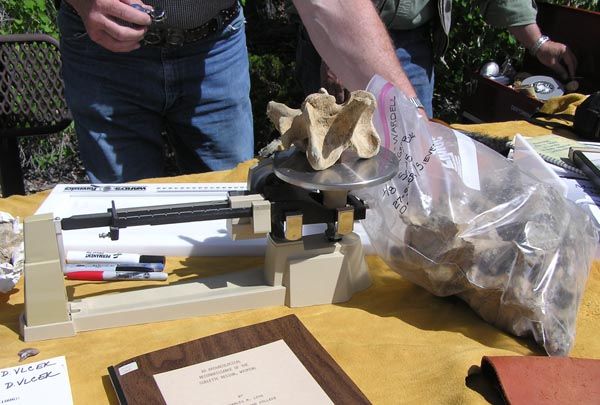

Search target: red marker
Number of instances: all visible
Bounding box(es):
[65,271,167,281]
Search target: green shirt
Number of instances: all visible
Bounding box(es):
[478,0,538,27]
[288,0,538,58]
[376,0,538,57]
[376,0,436,30]
[377,0,537,31]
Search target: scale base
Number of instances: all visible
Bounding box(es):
[20,215,371,341]
[265,232,371,307]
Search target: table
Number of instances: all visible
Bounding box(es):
[1,142,599,404]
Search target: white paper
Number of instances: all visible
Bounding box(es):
[561,176,600,258]
[153,340,333,405]
[452,129,481,191]
[0,356,73,405]
[512,134,568,197]
[35,183,374,257]
[117,362,138,376]
[510,141,600,256]
[0,262,21,293]
[0,212,23,293]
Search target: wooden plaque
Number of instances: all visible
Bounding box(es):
[108,315,370,404]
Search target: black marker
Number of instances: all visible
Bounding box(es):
[66,251,165,265]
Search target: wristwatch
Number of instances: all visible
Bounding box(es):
[408,97,424,110]
[530,35,550,56]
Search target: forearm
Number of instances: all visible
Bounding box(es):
[293,0,417,97]
[507,23,541,50]
[508,23,577,78]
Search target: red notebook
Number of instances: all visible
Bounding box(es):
[480,356,600,405]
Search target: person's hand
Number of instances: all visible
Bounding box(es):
[535,40,578,80]
[320,61,350,104]
[67,0,151,52]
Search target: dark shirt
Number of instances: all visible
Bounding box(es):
[138,0,236,29]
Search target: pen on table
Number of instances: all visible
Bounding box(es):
[63,263,164,273]
[66,251,166,265]
[65,271,168,281]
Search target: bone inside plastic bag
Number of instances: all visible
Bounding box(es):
[357,76,598,355]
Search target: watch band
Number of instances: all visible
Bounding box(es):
[408,97,424,110]
[530,35,550,56]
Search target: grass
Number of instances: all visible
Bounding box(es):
[18,125,88,194]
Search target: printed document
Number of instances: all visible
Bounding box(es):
[153,340,333,405]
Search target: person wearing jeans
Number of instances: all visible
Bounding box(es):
[58,1,253,183]
[59,0,442,183]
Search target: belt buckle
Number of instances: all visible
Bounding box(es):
[141,28,184,47]
[166,28,185,47]
[143,29,164,46]
[133,4,167,46]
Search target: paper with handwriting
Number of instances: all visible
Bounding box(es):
[0,356,73,405]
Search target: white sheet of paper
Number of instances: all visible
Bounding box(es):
[35,183,373,257]
[35,183,263,257]
[0,356,73,405]
[153,340,333,405]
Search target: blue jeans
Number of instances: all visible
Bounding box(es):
[296,23,435,117]
[389,25,435,117]
[58,4,253,183]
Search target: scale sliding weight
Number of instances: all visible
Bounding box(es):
[20,148,399,341]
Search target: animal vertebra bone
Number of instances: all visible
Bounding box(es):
[266,89,380,170]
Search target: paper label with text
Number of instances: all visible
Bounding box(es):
[153,340,333,405]
[0,356,73,405]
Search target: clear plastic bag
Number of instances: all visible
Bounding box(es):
[357,76,598,355]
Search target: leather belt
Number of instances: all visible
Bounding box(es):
[63,1,240,47]
[143,2,240,47]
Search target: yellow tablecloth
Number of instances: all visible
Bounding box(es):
[1,129,599,404]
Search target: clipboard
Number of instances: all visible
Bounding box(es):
[570,147,600,191]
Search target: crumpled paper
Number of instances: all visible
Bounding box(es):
[0,212,23,293]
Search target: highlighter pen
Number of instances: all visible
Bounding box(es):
[66,251,166,265]
[64,263,164,273]
[65,271,168,281]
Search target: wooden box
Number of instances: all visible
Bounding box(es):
[461,3,600,123]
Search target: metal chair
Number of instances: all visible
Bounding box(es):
[0,34,72,197]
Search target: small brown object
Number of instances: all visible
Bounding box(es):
[18,347,40,362]
[565,80,579,92]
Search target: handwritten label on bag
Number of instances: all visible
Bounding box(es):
[377,93,482,217]
[379,94,437,216]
